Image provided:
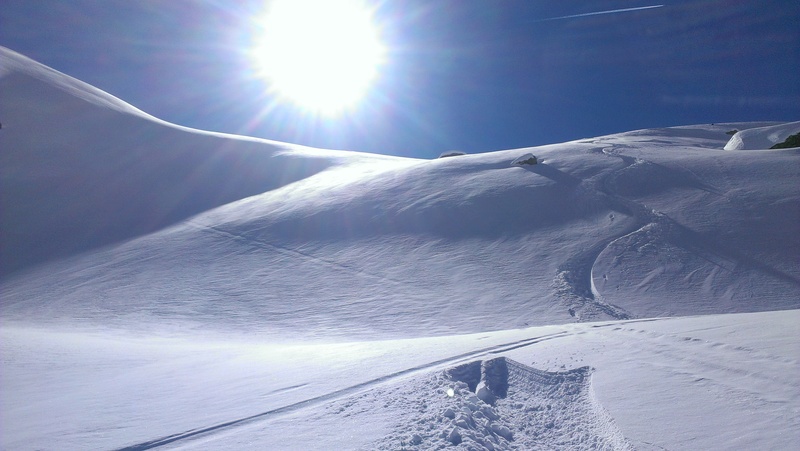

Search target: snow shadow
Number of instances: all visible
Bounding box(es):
[518,163,582,187]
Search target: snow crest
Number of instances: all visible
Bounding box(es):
[723,121,800,150]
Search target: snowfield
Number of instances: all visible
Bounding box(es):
[1,46,799,450]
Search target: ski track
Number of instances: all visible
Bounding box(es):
[605,324,800,444]
[609,325,800,391]
[115,319,662,450]
[592,149,800,294]
[572,141,749,322]
[553,144,650,322]
[114,330,565,450]
[187,221,409,287]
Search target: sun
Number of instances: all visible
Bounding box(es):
[250,0,385,115]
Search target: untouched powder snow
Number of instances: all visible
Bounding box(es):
[1,47,799,450]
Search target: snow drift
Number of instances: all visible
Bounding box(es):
[723,120,800,150]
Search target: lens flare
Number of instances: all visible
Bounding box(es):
[249,0,385,115]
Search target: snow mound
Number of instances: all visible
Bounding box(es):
[360,358,631,450]
[723,121,800,150]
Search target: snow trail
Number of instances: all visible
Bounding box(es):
[115,330,571,450]
[188,221,409,287]
[116,318,661,450]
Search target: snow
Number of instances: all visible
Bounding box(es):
[4,312,796,450]
[723,121,800,150]
[1,46,799,449]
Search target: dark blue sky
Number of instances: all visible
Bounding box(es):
[2,0,798,158]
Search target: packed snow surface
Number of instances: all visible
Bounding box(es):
[1,46,799,449]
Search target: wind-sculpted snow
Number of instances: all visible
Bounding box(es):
[724,121,800,150]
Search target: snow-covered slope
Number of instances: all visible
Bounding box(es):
[2,49,798,338]
[723,121,800,150]
[0,47,406,275]
[1,47,799,450]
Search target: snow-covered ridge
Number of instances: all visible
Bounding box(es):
[724,120,800,150]
[0,46,413,275]
[0,47,151,117]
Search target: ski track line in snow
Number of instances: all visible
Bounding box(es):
[610,326,800,390]
[187,221,410,287]
[115,319,659,450]
[554,145,649,322]
[593,143,800,294]
[114,330,569,450]
[579,143,758,321]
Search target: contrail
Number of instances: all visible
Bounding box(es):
[537,4,664,22]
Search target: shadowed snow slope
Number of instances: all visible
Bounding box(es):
[0,47,408,275]
[2,47,799,340]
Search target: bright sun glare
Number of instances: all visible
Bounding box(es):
[250,0,385,115]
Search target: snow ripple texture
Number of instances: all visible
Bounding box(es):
[354,357,631,450]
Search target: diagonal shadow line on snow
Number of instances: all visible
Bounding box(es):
[518,163,582,187]
[187,221,410,287]
[115,317,663,450]
[673,221,800,288]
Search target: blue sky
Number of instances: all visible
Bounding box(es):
[2,0,798,158]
